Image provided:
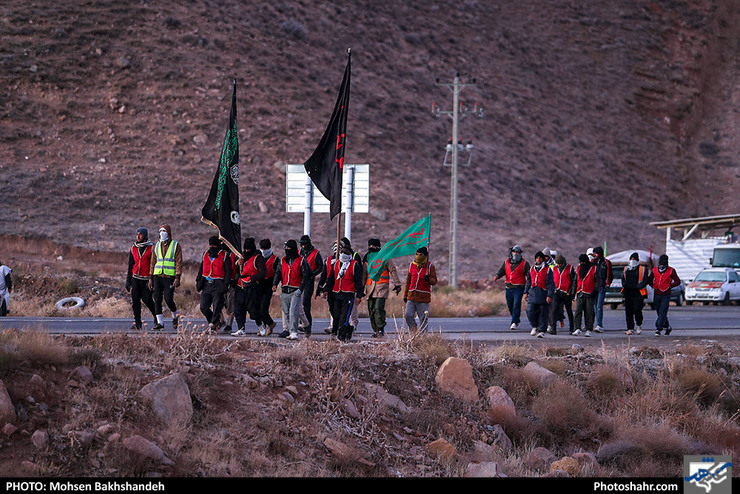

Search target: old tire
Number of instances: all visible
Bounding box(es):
[55,297,85,310]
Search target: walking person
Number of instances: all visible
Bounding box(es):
[493,245,530,330]
[255,238,279,337]
[273,239,312,340]
[196,235,233,333]
[325,243,364,341]
[297,235,322,337]
[0,259,12,317]
[220,240,239,334]
[647,254,681,337]
[231,237,266,336]
[363,237,402,338]
[125,227,156,330]
[573,254,596,337]
[622,252,649,335]
[149,224,182,331]
[403,247,437,333]
[592,246,612,333]
[548,254,576,334]
[524,251,554,338]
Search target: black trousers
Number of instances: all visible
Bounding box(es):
[256,283,275,327]
[234,284,260,330]
[549,291,573,330]
[330,293,356,341]
[152,275,177,315]
[131,278,156,325]
[624,293,645,330]
[302,279,315,330]
[200,280,227,324]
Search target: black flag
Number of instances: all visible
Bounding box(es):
[201,80,242,258]
[304,51,351,220]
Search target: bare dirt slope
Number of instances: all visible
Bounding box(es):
[1,0,738,280]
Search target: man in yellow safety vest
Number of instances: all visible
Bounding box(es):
[148,224,183,330]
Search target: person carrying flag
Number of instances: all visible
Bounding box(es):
[149,224,183,331]
[231,237,266,336]
[363,238,402,338]
[125,227,156,330]
[196,235,233,333]
[403,247,437,333]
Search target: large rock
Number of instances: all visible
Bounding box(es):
[427,438,457,462]
[464,461,507,477]
[363,383,410,413]
[324,438,376,467]
[435,357,478,402]
[550,456,580,476]
[0,381,16,425]
[123,435,173,465]
[485,386,516,419]
[138,373,193,427]
[524,446,556,471]
[522,362,557,386]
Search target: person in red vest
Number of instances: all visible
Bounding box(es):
[622,252,650,335]
[326,244,364,341]
[403,247,438,333]
[297,235,323,337]
[493,245,530,330]
[548,254,576,334]
[231,237,266,336]
[573,254,596,336]
[220,240,240,334]
[255,238,279,337]
[196,235,233,333]
[125,227,156,330]
[524,251,555,338]
[646,254,681,336]
[273,239,312,340]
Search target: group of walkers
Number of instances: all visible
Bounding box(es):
[126,226,437,341]
[493,245,682,338]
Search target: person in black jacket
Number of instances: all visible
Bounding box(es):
[125,228,156,330]
[326,244,364,342]
[622,252,649,335]
[231,237,266,336]
[592,246,611,333]
[548,254,576,334]
[196,236,233,333]
[273,240,313,340]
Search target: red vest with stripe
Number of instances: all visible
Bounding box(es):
[505,259,527,285]
[529,265,549,290]
[333,259,359,294]
[239,254,260,287]
[652,267,676,294]
[553,265,573,292]
[281,257,303,289]
[576,265,596,294]
[407,262,433,294]
[131,244,152,278]
[202,250,227,279]
[264,254,278,280]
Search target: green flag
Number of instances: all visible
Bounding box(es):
[366,214,431,281]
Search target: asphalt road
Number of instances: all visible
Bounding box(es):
[1,305,739,344]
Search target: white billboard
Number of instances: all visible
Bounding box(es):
[285,164,369,213]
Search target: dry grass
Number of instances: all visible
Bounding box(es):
[1,328,739,478]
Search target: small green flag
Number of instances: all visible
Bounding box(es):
[366,214,431,281]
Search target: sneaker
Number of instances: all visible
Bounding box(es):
[536,332,545,338]
[286,332,299,340]
[584,331,592,337]
[625,330,634,335]
[530,328,538,336]
[152,323,165,331]
[593,326,603,333]
[257,326,266,337]
[547,326,557,335]
[172,317,179,330]
[278,330,290,338]
[664,326,672,336]
[324,326,333,334]
[265,322,276,336]
[231,328,247,336]
[635,326,642,335]
[510,323,519,330]
[655,330,661,337]
[572,329,583,336]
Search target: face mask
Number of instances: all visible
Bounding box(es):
[260,248,272,258]
[511,253,522,262]
[339,253,352,263]
[628,260,639,269]
[159,230,168,242]
[368,246,380,252]
[208,246,220,257]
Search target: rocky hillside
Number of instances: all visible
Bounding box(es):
[1,0,738,280]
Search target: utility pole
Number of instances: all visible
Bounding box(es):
[432,74,482,288]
